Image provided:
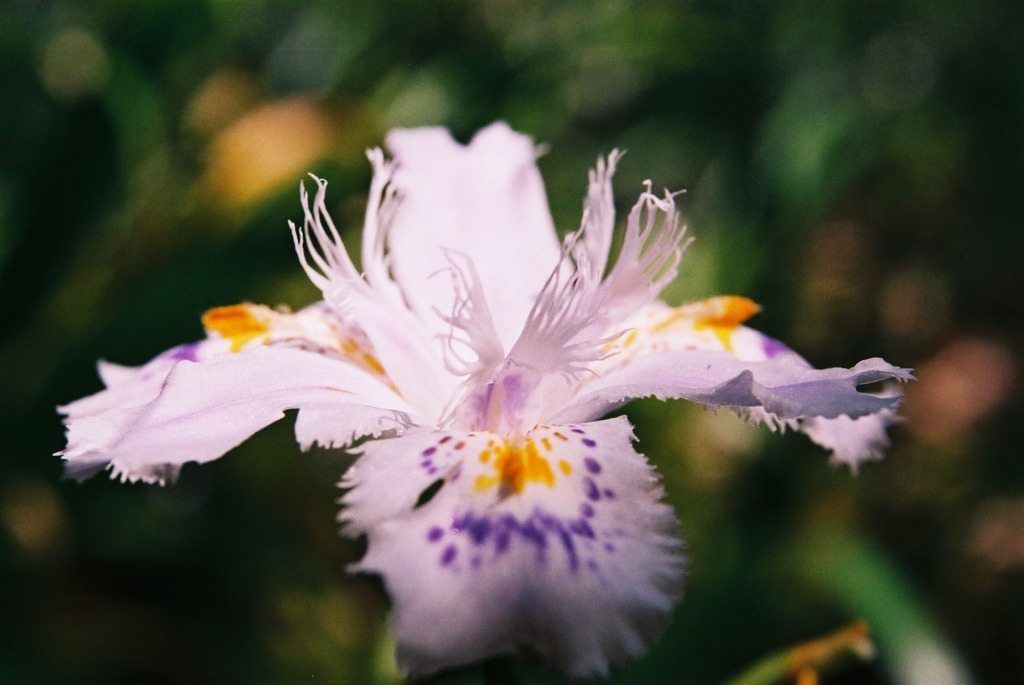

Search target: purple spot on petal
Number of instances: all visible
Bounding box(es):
[451,513,470,532]
[603,488,615,499]
[440,544,457,566]
[496,527,512,553]
[440,508,609,573]
[570,428,585,434]
[175,343,201,362]
[583,478,600,501]
[468,516,491,544]
[583,457,602,474]
[520,519,546,548]
[587,559,599,571]
[569,519,595,539]
[604,542,616,553]
[540,513,578,570]
[761,335,789,359]
[422,446,437,457]
[427,467,438,475]
[581,438,597,448]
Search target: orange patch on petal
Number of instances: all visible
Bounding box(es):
[693,296,761,350]
[202,304,270,352]
[474,438,556,494]
[693,295,761,329]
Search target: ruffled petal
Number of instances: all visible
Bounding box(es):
[552,298,912,466]
[558,349,910,465]
[564,342,910,418]
[385,122,562,350]
[340,416,683,679]
[799,408,901,470]
[60,344,411,484]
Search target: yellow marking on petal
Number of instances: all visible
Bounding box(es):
[622,329,639,349]
[202,304,271,352]
[479,450,491,464]
[559,460,572,476]
[553,431,568,441]
[361,352,385,376]
[474,438,556,494]
[340,337,361,355]
[541,437,552,451]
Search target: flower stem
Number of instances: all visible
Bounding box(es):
[720,621,875,685]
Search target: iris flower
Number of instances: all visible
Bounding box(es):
[59,122,911,679]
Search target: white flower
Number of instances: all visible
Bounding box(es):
[58,122,912,679]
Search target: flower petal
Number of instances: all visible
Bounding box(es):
[60,344,411,484]
[552,299,912,466]
[385,122,562,350]
[341,417,683,679]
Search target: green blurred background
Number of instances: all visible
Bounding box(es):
[1,1,1021,683]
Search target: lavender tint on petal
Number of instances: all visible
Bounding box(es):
[500,373,529,413]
